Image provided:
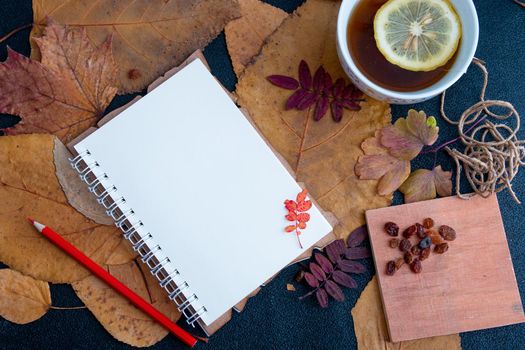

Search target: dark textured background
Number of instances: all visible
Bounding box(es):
[0,1,524,349]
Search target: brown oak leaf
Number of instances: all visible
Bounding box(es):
[31,0,240,93]
[0,269,51,324]
[236,0,392,240]
[399,166,452,203]
[73,260,181,347]
[0,134,134,283]
[0,22,117,143]
[225,0,287,77]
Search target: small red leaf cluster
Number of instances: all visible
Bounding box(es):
[267,60,364,123]
[298,225,370,308]
[284,189,312,249]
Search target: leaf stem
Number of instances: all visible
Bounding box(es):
[299,260,339,300]
[49,305,87,310]
[0,23,33,44]
[295,221,304,249]
[421,115,487,154]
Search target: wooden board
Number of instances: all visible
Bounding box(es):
[366,195,525,342]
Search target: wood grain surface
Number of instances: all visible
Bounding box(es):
[366,195,525,342]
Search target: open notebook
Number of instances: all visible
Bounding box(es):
[69,58,333,332]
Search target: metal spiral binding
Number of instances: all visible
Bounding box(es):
[69,150,207,327]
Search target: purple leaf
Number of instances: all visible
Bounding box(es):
[323,71,333,91]
[285,89,308,110]
[267,75,299,90]
[316,288,329,308]
[325,239,345,263]
[315,253,334,273]
[347,225,368,247]
[325,280,345,301]
[331,101,343,122]
[297,91,318,110]
[340,99,362,111]
[339,260,366,274]
[304,272,319,288]
[342,83,362,99]
[332,270,357,288]
[313,66,325,92]
[345,247,370,260]
[314,96,329,121]
[332,78,345,98]
[309,262,326,281]
[299,60,312,90]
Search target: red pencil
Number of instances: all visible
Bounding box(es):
[28,218,197,348]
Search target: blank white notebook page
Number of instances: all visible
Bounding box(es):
[74,59,333,325]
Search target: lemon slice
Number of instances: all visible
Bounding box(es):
[374,0,461,71]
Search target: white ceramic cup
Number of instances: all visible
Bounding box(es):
[336,0,479,104]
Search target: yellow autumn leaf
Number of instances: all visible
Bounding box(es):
[73,260,181,347]
[225,0,287,77]
[236,0,392,240]
[0,269,51,324]
[31,0,240,93]
[0,135,134,283]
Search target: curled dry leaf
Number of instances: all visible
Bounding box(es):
[53,138,114,225]
[236,0,392,241]
[399,166,452,203]
[0,135,134,283]
[0,269,51,324]
[355,131,411,196]
[225,0,287,77]
[0,21,118,143]
[31,1,240,93]
[73,260,181,347]
[352,277,461,350]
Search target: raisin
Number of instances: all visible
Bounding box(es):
[427,230,443,244]
[416,223,426,238]
[419,236,432,249]
[404,252,414,264]
[389,238,400,248]
[410,245,421,256]
[394,257,404,270]
[434,243,449,254]
[403,224,417,238]
[439,225,456,241]
[423,217,434,229]
[384,222,399,236]
[410,259,422,273]
[399,238,412,252]
[420,247,431,261]
[386,260,396,276]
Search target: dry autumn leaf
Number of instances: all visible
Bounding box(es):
[352,277,461,350]
[381,110,439,160]
[31,0,240,93]
[0,22,117,143]
[236,0,392,240]
[399,166,452,203]
[0,134,134,283]
[0,269,51,324]
[73,260,181,347]
[225,0,287,77]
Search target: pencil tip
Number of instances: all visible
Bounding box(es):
[27,217,34,225]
